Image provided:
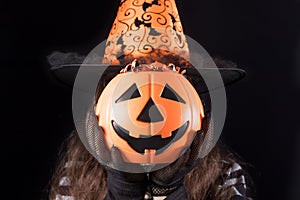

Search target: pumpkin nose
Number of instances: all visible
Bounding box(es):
[137,98,164,122]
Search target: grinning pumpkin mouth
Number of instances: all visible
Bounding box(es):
[112,120,189,154]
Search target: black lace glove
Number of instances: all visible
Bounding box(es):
[104,146,148,200]
[86,109,148,200]
[148,130,205,199]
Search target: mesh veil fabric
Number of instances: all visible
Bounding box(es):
[85,108,110,165]
[149,183,180,196]
[197,113,215,159]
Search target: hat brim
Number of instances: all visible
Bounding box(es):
[50,64,246,94]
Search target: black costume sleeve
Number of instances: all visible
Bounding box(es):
[216,161,254,200]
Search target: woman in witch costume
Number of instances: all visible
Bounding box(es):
[48,0,253,199]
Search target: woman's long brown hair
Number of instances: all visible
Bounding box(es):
[48,130,242,200]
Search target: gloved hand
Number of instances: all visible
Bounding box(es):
[104,146,148,200]
[86,109,148,200]
[148,129,205,200]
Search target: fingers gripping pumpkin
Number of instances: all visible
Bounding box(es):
[95,63,204,164]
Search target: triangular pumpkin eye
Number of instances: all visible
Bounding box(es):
[115,83,141,103]
[161,84,186,103]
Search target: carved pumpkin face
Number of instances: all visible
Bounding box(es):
[95,70,204,164]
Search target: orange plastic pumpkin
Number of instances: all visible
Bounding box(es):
[95,66,204,164]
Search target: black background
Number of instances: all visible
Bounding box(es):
[2,0,300,199]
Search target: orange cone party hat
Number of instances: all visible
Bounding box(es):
[102,0,190,66]
[50,0,245,92]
